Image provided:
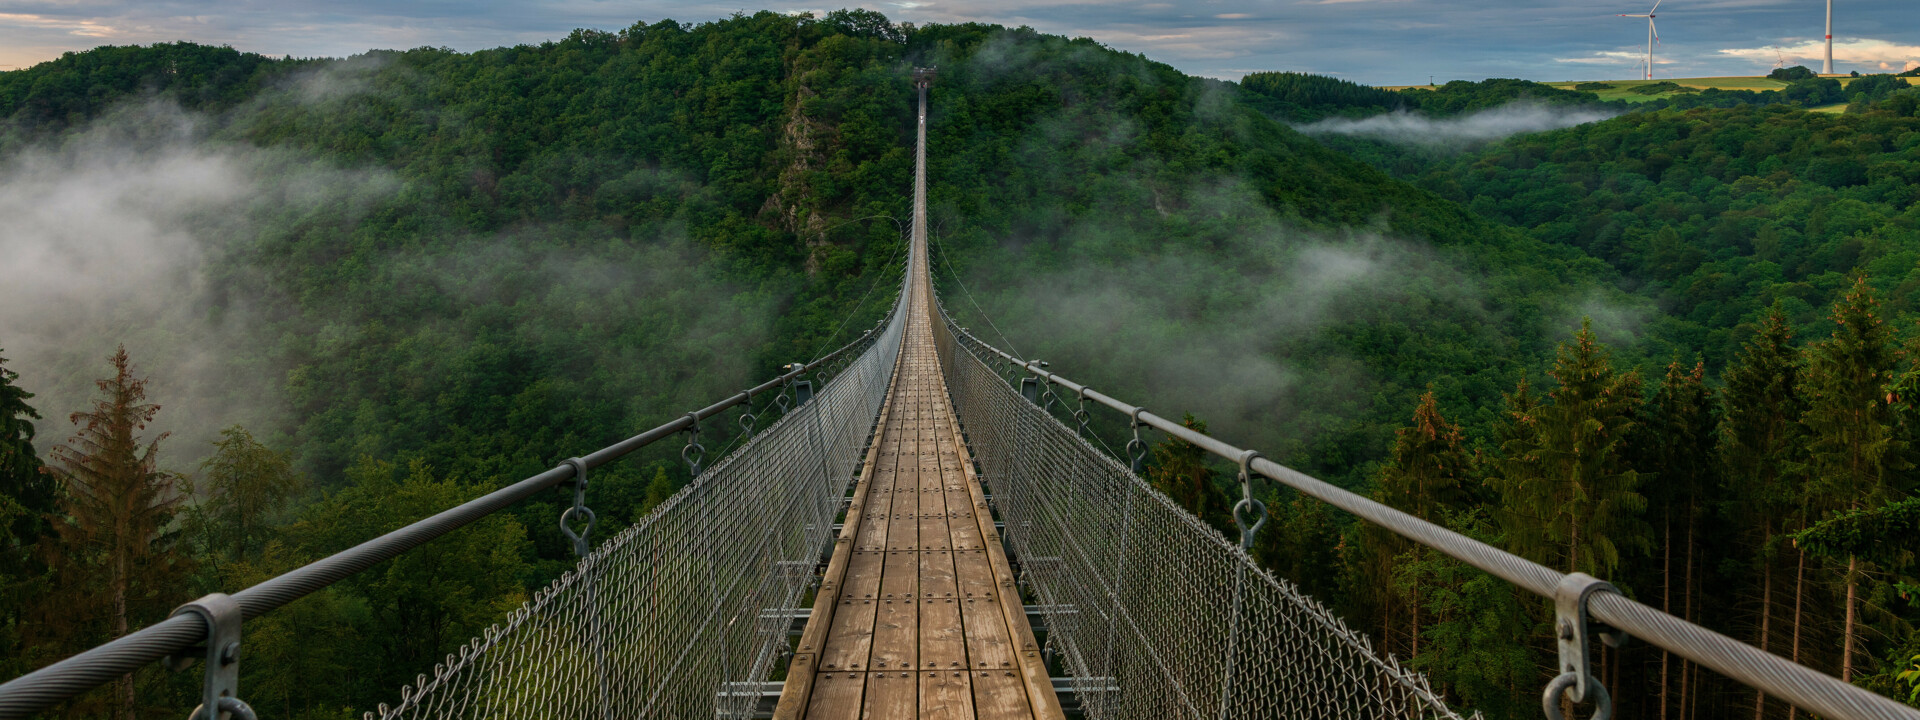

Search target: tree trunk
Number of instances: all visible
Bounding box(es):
[1756,556,1772,720]
[1789,547,1806,720]
[1661,510,1672,720]
[1682,506,1697,720]
[1842,555,1858,682]
[114,530,132,720]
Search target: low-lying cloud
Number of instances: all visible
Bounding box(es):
[1294,101,1618,147]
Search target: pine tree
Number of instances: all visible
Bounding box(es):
[1636,358,1719,720]
[0,350,52,679]
[1720,306,1805,719]
[1797,276,1907,683]
[1492,320,1649,577]
[1367,390,1476,658]
[42,346,189,720]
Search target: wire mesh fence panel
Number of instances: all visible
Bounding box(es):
[368,301,905,720]
[931,306,1467,720]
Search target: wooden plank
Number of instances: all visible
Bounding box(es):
[870,551,919,671]
[953,550,998,601]
[960,596,1016,671]
[820,550,884,671]
[806,672,868,720]
[970,669,1036,720]
[919,670,976,720]
[861,671,918,719]
[919,593,967,672]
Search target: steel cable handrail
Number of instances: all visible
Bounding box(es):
[936,308,1920,720]
[0,321,891,720]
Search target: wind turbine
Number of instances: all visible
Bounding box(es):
[1823,0,1833,74]
[1619,0,1661,81]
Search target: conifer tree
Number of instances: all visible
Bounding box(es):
[1149,413,1231,534]
[1492,320,1649,577]
[186,425,302,578]
[1636,358,1719,720]
[1720,306,1805,719]
[1366,390,1476,657]
[42,346,189,720]
[0,350,52,679]
[1797,276,1908,682]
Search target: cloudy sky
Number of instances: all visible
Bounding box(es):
[0,0,1914,85]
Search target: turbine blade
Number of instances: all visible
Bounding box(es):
[1649,0,1662,14]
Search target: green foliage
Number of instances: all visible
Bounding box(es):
[1898,653,1920,703]
[255,457,532,714]
[1771,66,1818,82]
[1794,495,1920,570]
[1237,71,1405,122]
[1799,276,1908,512]
[1632,81,1692,95]
[1394,509,1534,716]
[184,426,305,580]
[1491,321,1648,576]
[1148,413,1232,534]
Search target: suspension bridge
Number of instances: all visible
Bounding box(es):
[2,70,1917,720]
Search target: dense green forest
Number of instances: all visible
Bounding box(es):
[1,10,1917,720]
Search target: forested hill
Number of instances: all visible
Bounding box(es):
[0,12,1634,717]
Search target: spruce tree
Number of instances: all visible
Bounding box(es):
[0,350,52,679]
[1798,276,1907,682]
[1636,358,1719,720]
[1492,320,1649,577]
[42,346,189,720]
[1720,305,1805,719]
[1367,390,1476,658]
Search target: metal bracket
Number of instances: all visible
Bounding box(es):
[1020,377,1040,403]
[170,593,256,720]
[1544,572,1625,720]
[794,379,814,406]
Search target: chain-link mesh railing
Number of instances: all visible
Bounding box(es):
[366,296,907,720]
[930,303,1465,720]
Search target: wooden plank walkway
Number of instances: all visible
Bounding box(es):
[772,230,1063,720]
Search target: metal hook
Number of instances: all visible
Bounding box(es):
[557,457,596,557]
[1073,388,1092,438]
[681,413,706,477]
[737,391,757,440]
[1230,450,1267,551]
[1125,407,1149,475]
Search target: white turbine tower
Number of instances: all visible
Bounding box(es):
[1619,0,1662,80]
[1823,0,1833,74]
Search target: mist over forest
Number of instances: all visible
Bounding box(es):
[2,10,1918,719]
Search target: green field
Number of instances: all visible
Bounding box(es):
[1380,75,1915,102]
[1544,77,1790,102]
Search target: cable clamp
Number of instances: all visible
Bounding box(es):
[170,593,256,720]
[1544,572,1626,720]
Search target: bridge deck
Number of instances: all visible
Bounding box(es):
[774,236,1063,719]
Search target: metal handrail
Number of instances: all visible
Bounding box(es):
[0,326,886,719]
[938,308,1920,720]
